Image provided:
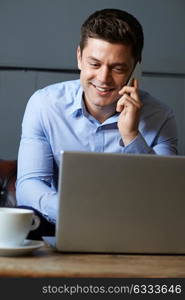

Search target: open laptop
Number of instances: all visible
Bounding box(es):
[44,151,185,254]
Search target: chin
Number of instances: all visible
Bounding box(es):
[93,97,117,108]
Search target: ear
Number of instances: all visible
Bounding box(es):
[77,46,82,70]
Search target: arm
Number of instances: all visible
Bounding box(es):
[117,80,178,155]
[16,91,57,223]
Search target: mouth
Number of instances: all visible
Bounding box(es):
[91,83,115,95]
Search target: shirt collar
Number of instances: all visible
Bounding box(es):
[67,85,84,117]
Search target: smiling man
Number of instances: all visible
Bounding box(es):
[77,37,142,145]
[16,9,178,236]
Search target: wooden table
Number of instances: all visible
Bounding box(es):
[0,244,185,277]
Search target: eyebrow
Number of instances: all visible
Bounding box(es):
[87,56,101,62]
[87,56,129,68]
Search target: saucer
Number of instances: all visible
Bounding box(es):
[0,239,45,256]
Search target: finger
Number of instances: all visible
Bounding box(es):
[130,78,135,87]
[118,91,141,109]
[119,78,139,95]
[116,95,142,112]
[118,85,138,96]
[134,78,139,89]
[117,94,142,108]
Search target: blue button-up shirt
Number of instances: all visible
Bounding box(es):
[16,79,178,222]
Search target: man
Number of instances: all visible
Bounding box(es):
[16,9,177,236]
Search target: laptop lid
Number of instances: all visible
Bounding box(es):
[56,151,185,254]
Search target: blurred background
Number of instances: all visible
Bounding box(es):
[0,0,185,158]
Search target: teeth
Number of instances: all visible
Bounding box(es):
[96,86,110,92]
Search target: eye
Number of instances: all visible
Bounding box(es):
[89,62,100,68]
[113,67,126,73]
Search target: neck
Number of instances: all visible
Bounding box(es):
[84,100,117,123]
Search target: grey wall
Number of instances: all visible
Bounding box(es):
[0,0,185,158]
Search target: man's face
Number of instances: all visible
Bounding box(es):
[77,38,135,110]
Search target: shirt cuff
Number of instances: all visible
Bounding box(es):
[40,192,58,224]
[119,132,155,154]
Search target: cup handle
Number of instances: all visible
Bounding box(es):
[30,215,40,231]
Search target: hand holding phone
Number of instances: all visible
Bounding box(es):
[116,62,142,146]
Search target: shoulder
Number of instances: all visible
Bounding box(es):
[140,90,174,118]
[22,79,81,129]
[23,79,81,124]
[27,79,81,109]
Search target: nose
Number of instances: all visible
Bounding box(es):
[97,66,112,84]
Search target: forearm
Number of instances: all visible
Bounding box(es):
[119,107,178,156]
[120,132,155,154]
[16,133,58,222]
[16,152,58,223]
[16,178,58,223]
[120,132,177,155]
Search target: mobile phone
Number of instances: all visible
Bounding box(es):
[127,62,142,86]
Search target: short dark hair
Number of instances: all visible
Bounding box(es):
[80,8,144,62]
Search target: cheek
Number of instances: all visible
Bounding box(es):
[80,68,95,81]
[115,75,128,88]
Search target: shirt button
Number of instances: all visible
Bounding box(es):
[96,126,102,132]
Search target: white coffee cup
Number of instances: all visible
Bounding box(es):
[0,207,40,247]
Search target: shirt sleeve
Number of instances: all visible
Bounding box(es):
[16,91,57,223]
[120,109,178,155]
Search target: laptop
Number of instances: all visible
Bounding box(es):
[44,151,185,254]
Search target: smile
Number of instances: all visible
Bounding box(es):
[91,83,114,93]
